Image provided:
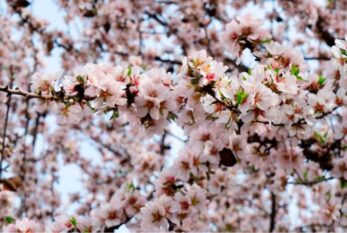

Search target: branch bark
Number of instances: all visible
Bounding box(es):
[269,192,277,232]
[0,91,12,180]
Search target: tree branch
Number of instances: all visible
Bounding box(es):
[315,15,336,47]
[269,192,277,232]
[0,85,54,100]
[0,90,12,180]
[0,85,96,101]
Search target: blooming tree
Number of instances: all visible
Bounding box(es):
[0,0,347,232]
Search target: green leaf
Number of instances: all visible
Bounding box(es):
[274,67,280,75]
[191,77,200,85]
[76,75,86,85]
[4,216,15,224]
[313,131,327,145]
[260,38,272,44]
[290,65,300,76]
[219,90,227,102]
[290,65,304,81]
[296,75,304,81]
[127,66,132,77]
[110,110,119,120]
[69,217,77,229]
[340,48,347,57]
[235,89,249,105]
[318,75,326,86]
[127,182,136,192]
[167,111,177,122]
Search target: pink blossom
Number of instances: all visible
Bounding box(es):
[222,14,271,59]
[140,196,173,231]
[31,73,56,95]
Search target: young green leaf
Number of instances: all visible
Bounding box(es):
[340,48,347,57]
[4,216,15,224]
[69,217,77,229]
[110,110,119,120]
[290,65,300,76]
[290,65,304,80]
[274,67,280,75]
[318,75,326,86]
[235,89,249,105]
[313,131,327,145]
[260,38,272,44]
[76,75,86,85]
[127,182,136,192]
[127,66,132,77]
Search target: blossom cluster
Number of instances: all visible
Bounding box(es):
[332,35,347,90]
[222,14,271,60]
[31,63,177,134]
[1,35,345,232]
[1,0,347,232]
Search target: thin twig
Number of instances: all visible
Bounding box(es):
[287,177,334,186]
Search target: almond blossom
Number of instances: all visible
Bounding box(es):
[0,1,347,232]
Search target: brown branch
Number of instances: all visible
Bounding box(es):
[154,56,181,65]
[287,177,334,186]
[0,85,54,100]
[145,11,168,27]
[315,15,335,47]
[104,216,133,232]
[137,18,144,56]
[200,84,239,113]
[0,85,96,101]
[316,106,339,119]
[304,57,331,61]
[223,57,249,73]
[159,131,169,155]
[31,113,42,148]
[269,192,277,232]
[255,106,340,127]
[0,91,12,180]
